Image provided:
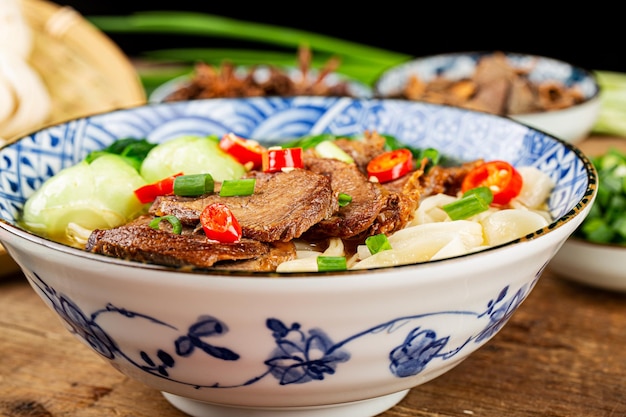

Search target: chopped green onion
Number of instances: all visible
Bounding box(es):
[219,178,256,196]
[317,256,347,272]
[174,174,215,196]
[149,215,182,234]
[338,193,352,207]
[442,191,491,221]
[314,141,354,163]
[365,233,392,254]
[463,186,494,205]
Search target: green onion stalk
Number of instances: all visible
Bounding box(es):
[87,11,411,92]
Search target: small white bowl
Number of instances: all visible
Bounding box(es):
[374,51,601,144]
[549,238,626,292]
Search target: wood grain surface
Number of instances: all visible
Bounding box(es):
[1,136,625,417]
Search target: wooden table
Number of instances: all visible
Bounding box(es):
[1,136,625,417]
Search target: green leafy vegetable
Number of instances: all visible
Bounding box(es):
[573,148,626,244]
[86,138,157,171]
[140,135,246,183]
[21,154,148,247]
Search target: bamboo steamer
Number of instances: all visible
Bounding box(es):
[1,0,147,275]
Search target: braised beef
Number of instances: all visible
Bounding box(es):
[211,241,297,272]
[392,51,586,116]
[302,156,386,239]
[367,169,424,237]
[162,45,356,101]
[150,168,338,242]
[299,131,427,240]
[85,215,286,269]
[507,77,539,114]
[419,159,484,197]
[84,131,488,272]
[332,131,388,174]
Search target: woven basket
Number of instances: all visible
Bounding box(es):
[1,0,147,275]
[21,0,146,131]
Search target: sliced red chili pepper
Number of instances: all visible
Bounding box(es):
[461,160,523,205]
[219,132,265,169]
[262,147,304,173]
[366,148,413,183]
[200,202,242,243]
[134,172,184,204]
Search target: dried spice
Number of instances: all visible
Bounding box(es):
[162,46,355,101]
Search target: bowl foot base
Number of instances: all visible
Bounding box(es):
[162,389,409,417]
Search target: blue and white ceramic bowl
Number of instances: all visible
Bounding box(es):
[374,51,601,144]
[0,97,596,417]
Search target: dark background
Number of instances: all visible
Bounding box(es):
[55,2,622,74]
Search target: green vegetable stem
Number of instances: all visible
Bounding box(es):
[87,11,411,89]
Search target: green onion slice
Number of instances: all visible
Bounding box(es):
[317,256,347,272]
[314,141,354,164]
[174,174,215,196]
[219,178,256,197]
[442,190,492,221]
[338,193,352,207]
[365,233,392,254]
[463,186,494,205]
[149,215,183,235]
